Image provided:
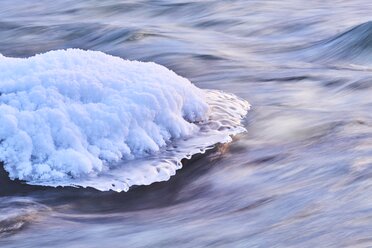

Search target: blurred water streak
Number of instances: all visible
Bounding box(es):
[1,0,372,247]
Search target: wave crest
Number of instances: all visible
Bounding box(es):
[307,21,372,64]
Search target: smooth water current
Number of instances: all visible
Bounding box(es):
[1,1,372,247]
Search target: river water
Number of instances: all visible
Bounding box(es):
[1,0,372,247]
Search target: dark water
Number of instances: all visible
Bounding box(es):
[1,1,372,247]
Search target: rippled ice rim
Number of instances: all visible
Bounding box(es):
[28,89,250,192]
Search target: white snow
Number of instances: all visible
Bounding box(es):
[0,49,249,191]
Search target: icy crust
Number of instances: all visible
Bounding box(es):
[0,49,250,192]
[32,90,249,191]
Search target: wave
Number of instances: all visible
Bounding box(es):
[307,21,372,64]
[0,49,249,192]
[0,198,49,237]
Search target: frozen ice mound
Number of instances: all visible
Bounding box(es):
[0,49,249,191]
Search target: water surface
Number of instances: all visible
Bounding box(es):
[1,0,372,247]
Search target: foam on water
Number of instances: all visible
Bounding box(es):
[0,49,249,191]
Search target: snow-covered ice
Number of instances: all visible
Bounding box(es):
[0,49,249,191]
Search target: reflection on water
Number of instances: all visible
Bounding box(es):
[1,0,372,247]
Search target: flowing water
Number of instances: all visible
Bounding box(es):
[1,0,372,247]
